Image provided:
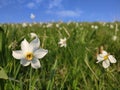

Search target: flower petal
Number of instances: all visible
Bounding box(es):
[30,37,40,51]
[30,33,37,38]
[102,60,110,68]
[34,48,48,59]
[58,38,67,47]
[12,50,24,59]
[101,50,108,56]
[31,59,41,69]
[60,44,64,47]
[21,39,32,53]
[20,59,31,66]
[108,55,117,63]
[96,54,104,63]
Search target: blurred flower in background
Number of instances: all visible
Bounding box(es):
[58,37,67,47]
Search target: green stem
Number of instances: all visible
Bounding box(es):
[29,67,32,90]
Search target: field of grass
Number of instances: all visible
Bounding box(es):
[0,22,120,90]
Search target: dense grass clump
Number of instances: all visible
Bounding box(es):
[0,22,120,90]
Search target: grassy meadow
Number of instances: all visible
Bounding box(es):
[0,22,120,90]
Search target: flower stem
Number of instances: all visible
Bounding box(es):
[29,67,32,90]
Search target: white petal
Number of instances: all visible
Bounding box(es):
[102,60,110,68]
[108,55,117,63]
[21,39,32,53]
[12,50,24,59]
[30,33,37,38]
[20,59,31,66]
[101,50,108,56]
[31,59,41,69]
[62,43,67,47]
[63,38,66,41]
[96,54,104,63]
[64,44,67,47]
[58,41,61,44]
[97,54,104,61]
[30,37,40,51]
[34,49,48,59]
[60,44,64,47]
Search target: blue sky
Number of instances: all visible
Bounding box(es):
[0,0,120,23]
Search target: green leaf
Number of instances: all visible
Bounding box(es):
[0,67,8,79]
[0,27,4,52]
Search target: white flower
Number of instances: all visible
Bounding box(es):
[30,13,35,19]
[22,23,27,27]
[112,35,117,41]
[94,25,98,29]
[30,33,38,38]
[12,37,48,69]
[91,25,98,29]
[96,50,117,68]
[46,23,52,28]
[110,24,114,29]
[58,38,67,47]
[91,25,94,29]
[56,24,59,28]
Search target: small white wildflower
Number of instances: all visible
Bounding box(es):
[56,24,59,28]
[91,25,94,29]
[112,35,117,41]
[96,50,117,68]
[110,24,114,29]
[22,23,27,27]
[30,33,38,38]
[12,37,48,69]
[58,38,67,47]
[94,25,98,29]
[46,23,52,28]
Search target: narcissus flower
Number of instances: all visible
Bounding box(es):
[96,50,116,68]
[110,24,114,29]
[112,35,117,41]
[91,25,98,30]
[22,22,27,27]
[30,33,38,38]
[58,38,67,47]
[12,37,48,69]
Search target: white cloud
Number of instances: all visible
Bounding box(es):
[26,2,36,9]
[0,0,14,8]
[49,0,62,9]
[35,0,42,3]
[17,0,26,4]
[0,0,42,9]
[47,9,82,17]
[56,10,82,17]
[26,0,43,9]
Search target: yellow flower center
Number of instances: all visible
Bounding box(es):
[25,52,33,60]
[104,55,109,60]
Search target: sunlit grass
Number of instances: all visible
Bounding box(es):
[0,22,120,90]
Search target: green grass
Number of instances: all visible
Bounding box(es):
[0,22,120,90]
